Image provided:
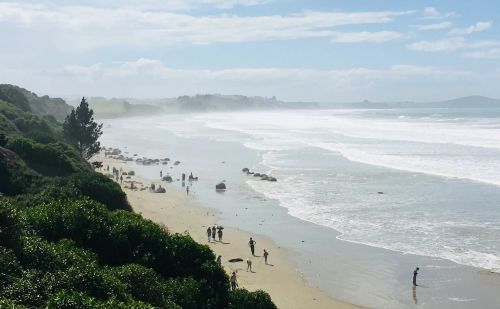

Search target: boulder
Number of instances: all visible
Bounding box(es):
[174,161,181,165]
[253,173,261,177]
[128,171,135,176]
[242,167,249,172]
[268,177,277,182]
[162,176,173,182]
[216,182,226,190]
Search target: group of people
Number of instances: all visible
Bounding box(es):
[208,232,271,290]
[207,225,224,242]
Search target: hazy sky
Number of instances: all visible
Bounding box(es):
[1,0,499,102]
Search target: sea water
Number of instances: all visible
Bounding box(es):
[100,108,500,308]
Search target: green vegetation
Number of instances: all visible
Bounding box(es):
[0,85,276,308]
[66,97,162,118]
[63,98,103,160]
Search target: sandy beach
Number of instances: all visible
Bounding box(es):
[96,153,357,309]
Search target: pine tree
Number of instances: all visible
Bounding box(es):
[63,97,103,160]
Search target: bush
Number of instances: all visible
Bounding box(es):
[229,289,277,309]
[45,291,157,309]
[111,264,166,307]
[0,247,22,288]
[24,199,230,307]
[163,277,203,309]
[5,137,78,176]
[0,298,27,308]
[62,171,131,211]
[0,148,41,196]
[0,196,22,248]
[0,85,31,112]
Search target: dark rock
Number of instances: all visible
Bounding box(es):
[216,182,226,190]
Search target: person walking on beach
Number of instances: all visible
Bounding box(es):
[246,258,252,272]
[248,237,256,256]
[186,186,190,195]
[216,255,222,266]
[413,267,419,286]
[263,249,269,264]
[206,227,212,242]
[120,175,123,184]
[211,226,216,241]
[230,272,238,290]
[217,228,223,242]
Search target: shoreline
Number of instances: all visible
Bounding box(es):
[97,153,358,309]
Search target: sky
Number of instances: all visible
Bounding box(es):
[1,0,499,102]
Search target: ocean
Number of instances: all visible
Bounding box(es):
[100,108,500,308]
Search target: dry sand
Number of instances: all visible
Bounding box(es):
[97,153,357,309]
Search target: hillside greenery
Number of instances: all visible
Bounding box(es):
[0,85,276,308]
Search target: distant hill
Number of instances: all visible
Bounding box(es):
[66,94,318,117]
[175,94,319,111]
[0,84,73,121]
[434,96,500,108]
[318,96,500,109]
[66,97,162,118]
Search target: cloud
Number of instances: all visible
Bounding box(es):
[0,3,413,51]
[407,36,500,59]
[422,6,457,20]
[462,48,500,60]
[407,37,465,52]
[4,0,272,11]
[415,22,452,31]
[330,31,403,43]
[2,58,479,102]
[448,21,492,36]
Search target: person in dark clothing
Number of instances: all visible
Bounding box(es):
[217,228,223,242]
[248,237,256,256]
[230,272,238,290]
[211,226,216,241]
[206,227,211,242]
[413,267,419,286]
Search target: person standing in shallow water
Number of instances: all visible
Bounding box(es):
[413,267,419,286]
[248,237,256,256]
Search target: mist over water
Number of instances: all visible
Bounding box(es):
[105,108,500,273]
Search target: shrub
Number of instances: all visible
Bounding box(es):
[229,289,277,309]
[0,148,41,196]
[111,264,166,307]
[0,298,27,308]
[0,196,22,248]
[62,171,131,211]
[5,137,78,176]
[0,247,22,288]
[163,277,203,309]
[45,291,157,309]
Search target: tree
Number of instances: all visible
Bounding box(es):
[63,98,102,160]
